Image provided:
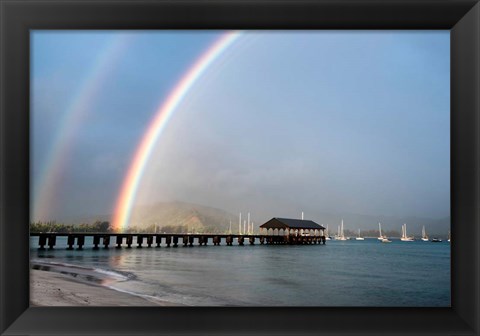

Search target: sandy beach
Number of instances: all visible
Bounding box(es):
[30,269,166,306]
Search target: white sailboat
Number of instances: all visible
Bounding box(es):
[377,223,391,242]
[377,222,386,240]
[337,219,347,241]
[400,223,415,241]
[325,224,331,240]
[355,229,365,240]
[447,230,451,243]
[334,225,340,240]
[421,225,429,242]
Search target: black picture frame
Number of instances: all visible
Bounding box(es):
[1,0,479,335]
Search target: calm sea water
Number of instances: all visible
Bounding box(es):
[30,237,450,307]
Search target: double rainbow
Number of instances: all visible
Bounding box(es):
[112,31,242,232]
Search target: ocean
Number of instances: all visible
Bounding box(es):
[30,237,451,307]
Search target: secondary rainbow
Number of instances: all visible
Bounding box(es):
[33,35,132,221]
[112,31,243,232]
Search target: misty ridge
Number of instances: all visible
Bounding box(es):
[59,201,450,237]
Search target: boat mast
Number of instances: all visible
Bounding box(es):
[239,213,242,235]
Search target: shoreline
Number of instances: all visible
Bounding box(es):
[30,268,175,306]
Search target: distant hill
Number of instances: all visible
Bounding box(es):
[58,201,238,233]
[127,201,238,233]
[59,201,450,237]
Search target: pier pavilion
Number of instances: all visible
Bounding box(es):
[259,218,326,244]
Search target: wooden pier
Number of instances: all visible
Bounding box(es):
[30,233,327,250]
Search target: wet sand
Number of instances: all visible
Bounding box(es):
[30,269,167,306]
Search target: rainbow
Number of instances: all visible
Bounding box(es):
[112,31,243,232]
[32,35,133,221]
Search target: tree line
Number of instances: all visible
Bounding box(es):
[30,221,111,233]
[125,224,229,234]
[30,221,226,234]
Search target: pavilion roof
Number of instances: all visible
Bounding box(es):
[259,218,326,230]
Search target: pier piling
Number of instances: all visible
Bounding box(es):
[116,235,123,248]
[47,235,56,249]
[38,235,47,250]
[77,235,84,249]
[147,236,153,247]
[67,235,75,250]
[103,236,110,248]
[92,236,100,250]
[126,236,133,248]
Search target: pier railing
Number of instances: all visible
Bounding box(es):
[30,233,326,250]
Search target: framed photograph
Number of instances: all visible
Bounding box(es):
[1,0,479,335]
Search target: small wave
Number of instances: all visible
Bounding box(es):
[31,259,95,271]
[104,284,186,306]
[93,268,132,282]
[31,260,133,283]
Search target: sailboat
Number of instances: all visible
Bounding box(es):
[325,224,331,240]
[400,223,415,242]
[337,219,347,241]
[377,223,386,240]
[421,225,429,242]
[334,225,340,240]
[355,229,365,240]
[447,230,451,243]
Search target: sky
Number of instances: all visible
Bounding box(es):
[30,30,450,226]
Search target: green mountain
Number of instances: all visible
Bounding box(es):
[58,201,450,237]
[127,201,238,233]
